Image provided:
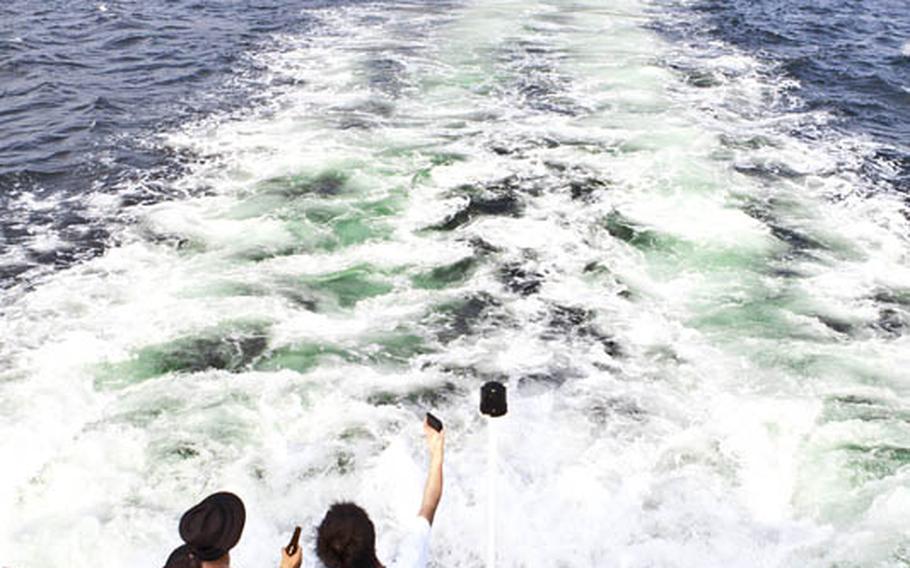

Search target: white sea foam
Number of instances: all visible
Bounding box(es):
[1,0,909,566]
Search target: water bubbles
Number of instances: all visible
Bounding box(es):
[2,0,910,566]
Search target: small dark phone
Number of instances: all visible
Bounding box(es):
[426,412,443,432]
[285,526,301,556]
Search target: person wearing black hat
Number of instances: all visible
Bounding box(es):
[163,491,302,568]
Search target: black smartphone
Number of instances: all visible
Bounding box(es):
[286,526,301,555]
[426,412,443,432]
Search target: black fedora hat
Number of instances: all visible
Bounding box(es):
[176,491,246,561]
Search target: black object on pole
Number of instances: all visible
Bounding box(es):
[286,526,301,556]
[480,381,507,417]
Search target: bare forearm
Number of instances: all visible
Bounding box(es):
[418,450,444,524]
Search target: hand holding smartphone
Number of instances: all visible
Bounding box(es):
[280,526,302,568]
[286,526,301,556]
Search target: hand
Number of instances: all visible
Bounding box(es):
[423,417,445,459]
[280,545,302,568]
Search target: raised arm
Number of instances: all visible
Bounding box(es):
[417,418,445,525]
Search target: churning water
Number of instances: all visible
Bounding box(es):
[1,0,909,566]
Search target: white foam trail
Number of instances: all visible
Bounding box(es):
[1,0,909,566]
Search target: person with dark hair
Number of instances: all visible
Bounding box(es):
[163,491,302,568]
[316,416,445,568]
[316,503,379,568]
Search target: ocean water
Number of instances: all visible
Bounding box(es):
[1,0,909,566]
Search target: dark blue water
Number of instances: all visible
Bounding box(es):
[0,0,325,287]
[699,0,909,146]
[657,0,910,194]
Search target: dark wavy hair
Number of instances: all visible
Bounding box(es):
[316,502,378,568]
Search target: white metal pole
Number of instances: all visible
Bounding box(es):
[486,417,497,568]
